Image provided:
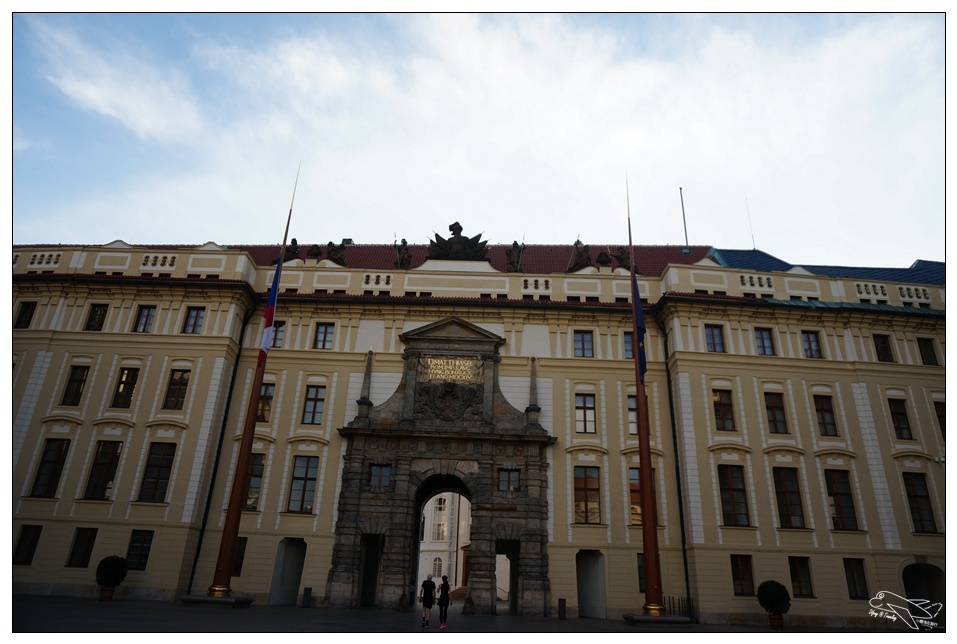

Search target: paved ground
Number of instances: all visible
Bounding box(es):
[11,594,891,634]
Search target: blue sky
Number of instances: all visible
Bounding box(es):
[10,10,946,268]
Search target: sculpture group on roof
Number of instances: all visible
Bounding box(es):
[428,222,489,261]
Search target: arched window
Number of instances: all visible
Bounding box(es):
[432,557,443,578]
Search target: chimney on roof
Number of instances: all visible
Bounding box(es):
[342,238,354,245]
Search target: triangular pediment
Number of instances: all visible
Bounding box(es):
[401,316,503,343]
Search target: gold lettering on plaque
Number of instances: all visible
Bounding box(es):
[419,356,483,383]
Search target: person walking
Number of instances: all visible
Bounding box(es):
[437,575,451,629]
[419,573,436,629]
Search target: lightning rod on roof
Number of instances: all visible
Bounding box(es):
[745,192,756,250]
[679,187,690,254]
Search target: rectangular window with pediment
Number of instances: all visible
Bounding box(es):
[718,464,750,526]
[574,466,601,524]
[575,393,596,433]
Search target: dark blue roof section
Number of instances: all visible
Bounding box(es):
[707,248,794,272]
[800,260,945,286]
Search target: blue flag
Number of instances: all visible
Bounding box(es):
[631,272,647,382]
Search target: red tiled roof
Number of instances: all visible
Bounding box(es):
[235,242,713,277]
[13,242,713,277]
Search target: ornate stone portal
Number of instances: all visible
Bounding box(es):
[325,317,555,615]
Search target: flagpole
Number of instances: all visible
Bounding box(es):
[208,166,300,598]
[626,176,666,616]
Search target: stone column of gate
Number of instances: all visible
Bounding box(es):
[466,505,498,615]
[380,455,416,610]
[518,446,551,617]
[325,451,364,607]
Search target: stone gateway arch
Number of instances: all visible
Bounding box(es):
[325,317,556,615]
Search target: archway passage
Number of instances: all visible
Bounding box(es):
[412,475,472,606]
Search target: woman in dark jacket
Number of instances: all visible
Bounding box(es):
[437,575,451,629]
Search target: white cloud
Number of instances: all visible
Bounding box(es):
[13,14,944,268]
[26,16,203,144]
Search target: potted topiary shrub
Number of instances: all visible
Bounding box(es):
[95,555,128,601]
[756,579,791,629]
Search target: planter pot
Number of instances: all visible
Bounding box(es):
[99,586,115,601]
[768,613,783,630]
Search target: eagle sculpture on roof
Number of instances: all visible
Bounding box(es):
[427,222,488,261]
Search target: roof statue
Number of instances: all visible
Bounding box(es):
[567,239,592,272]
[506,241,525,272]
[428,222,488,261]
[395,238,412,269]
[326,241,347,266]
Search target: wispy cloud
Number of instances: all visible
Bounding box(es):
[26,16,202,144]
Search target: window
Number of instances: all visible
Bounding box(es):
[301,385,326,424]
[902,472,937,533]
[917,338,939,366]
[182,307,205,334]
[132,305,156,333]
[271,321,286,348]
[371,464,392,490]
[15,301,37,329]
[61,365,89,406]
[888,399,913,440]
[718,464,749,526]
[287,455,319,513]
[432,557,444,578]
[573,466,601,524]
[13,525,43,565]
[730,554,755,596]
[773,467,805,528]
[126,529,154,571]
[314,322,335,349]
[84,441,122,500]
[755,328,775,356]
[801,330,823,358]
[244,454,265,510]
[257,383,275,422]
[432,497,448,540]
[66,528,98,568]
[110,368,140,408]
[627,395,638,435]
[873,334,894,362]
[788,556,814,598]
[233,537,248,576]
[825,469,858,531]
[498,468,520,493]
[934,402,945,440]
[764,393,789,434]
[624,332,633,359]
[705,324,725,352]
[85,304,108,331]
[628,467,642,525]
[574,330,594,357]
[814,395,839,437]
[31,438,70,498]
[637,553,646,593]
[712,390,736,431]
[575,393,596,433]
[162,369,190,410]
[843,559,869,600]
[138,442,176,502]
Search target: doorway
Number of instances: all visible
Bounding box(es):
[359,534,384,607]
[575,549,607,619]
[903,563,945,627]
[269,537,306,605]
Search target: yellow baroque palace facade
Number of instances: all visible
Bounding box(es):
[12,228,945,629]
